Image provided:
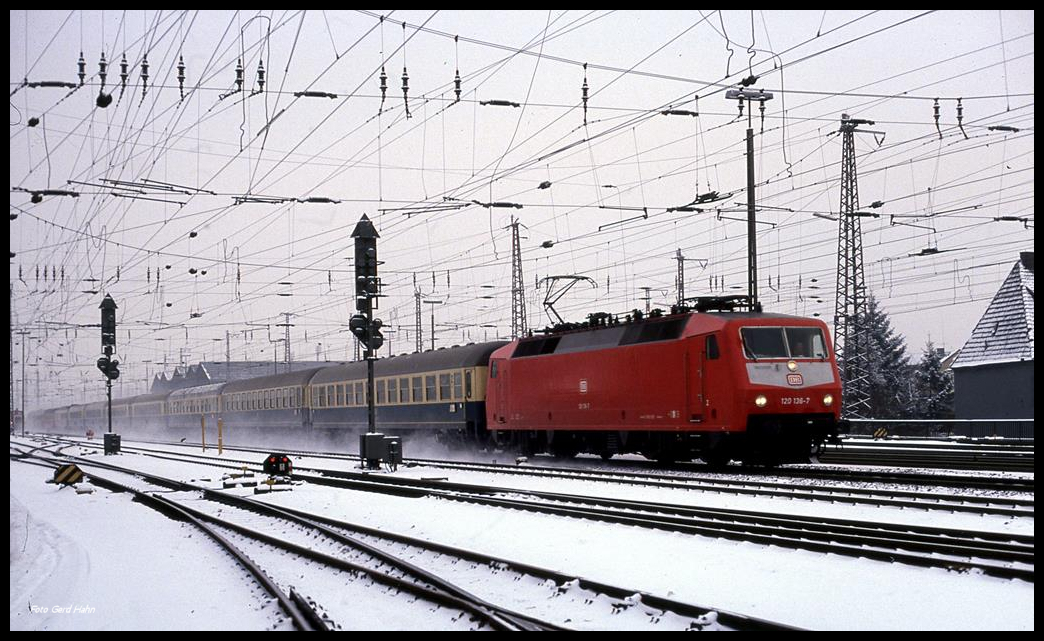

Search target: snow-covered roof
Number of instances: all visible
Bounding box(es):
[952,252,1034,369]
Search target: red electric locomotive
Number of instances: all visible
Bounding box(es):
[486,298,843,465]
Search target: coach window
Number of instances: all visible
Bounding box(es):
[412,377,423,403]
[336,384,344,407]
[425,375,437,402]
[377,380,386,405]
[439,374,451,400]
[387,379,397,405]
[355,381,365,405]
[453,372,463,400]
[399,378,409,403]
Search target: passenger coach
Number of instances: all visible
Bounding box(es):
[309,342,507,443]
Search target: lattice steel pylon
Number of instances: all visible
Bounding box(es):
[833,114,880,419]
[510,216,527,338]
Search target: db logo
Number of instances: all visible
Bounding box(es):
[786,373,804,386]
[579,379,588,393]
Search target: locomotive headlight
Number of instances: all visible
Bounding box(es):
[823,394,834,407]
[787,360,798,372]
[754,395,768,408]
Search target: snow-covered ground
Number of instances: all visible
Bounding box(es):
[10,436,1034,630]
[10,459,293,631]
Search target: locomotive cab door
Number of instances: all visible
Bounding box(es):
[688,339,703,424]
[699,333,722,425]
[490,359,507,426]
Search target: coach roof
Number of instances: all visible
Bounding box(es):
[310,341,509,385]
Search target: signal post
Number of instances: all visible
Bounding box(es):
[97,294,121,454]
[349,215,400,469]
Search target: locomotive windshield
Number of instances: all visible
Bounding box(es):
[741,326,828,359]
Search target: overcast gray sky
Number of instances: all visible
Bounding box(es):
[10,10,1035,408]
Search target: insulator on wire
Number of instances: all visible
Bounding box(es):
[454,34,462,104]
[582,63,589,126]
[140,55,149,102]
[933,98,941,139]
[98,52,107,90]
[956,98,968,140]
[235,58,244,93]
[177,55,186,100]
[759,98,767,132]
[78,51,86,86]
[119,54,129,98]
[402,67,411,118]
[256,60,265,93]
[379,66,387,112]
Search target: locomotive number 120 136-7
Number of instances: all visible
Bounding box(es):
[780,397,812,406]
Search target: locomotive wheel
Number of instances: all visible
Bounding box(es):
[703,448,730,468]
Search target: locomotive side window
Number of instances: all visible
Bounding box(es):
[706,335,720,360]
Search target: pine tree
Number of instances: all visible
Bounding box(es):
[863,295,913,418]
[912,340,955,419]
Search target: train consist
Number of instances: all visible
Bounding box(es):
[32,301,844,465]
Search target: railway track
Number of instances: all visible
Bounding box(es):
[819,438,1035,472]
[12,438,796,631]
[73,435,1031,512]
[27,436,1034,583]
[40,435,1035,521]
[10,445,329,631]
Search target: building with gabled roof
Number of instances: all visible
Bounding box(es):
[150,360,346,393]
[951,251,1034,419]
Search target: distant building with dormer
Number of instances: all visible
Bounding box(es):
[150,361,344,393]
[951,252,1034,419]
